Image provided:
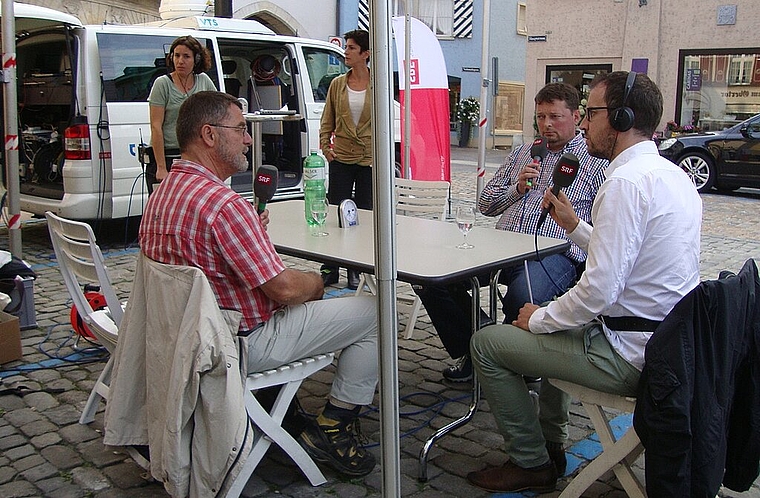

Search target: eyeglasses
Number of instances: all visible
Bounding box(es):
[209,123,249,135]
[584,106,612,122]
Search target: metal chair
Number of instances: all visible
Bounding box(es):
[355,178,450,339]
[548,379,645,498]
[45,211,123,424]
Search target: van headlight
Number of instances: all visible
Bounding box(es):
[658,138,677,150]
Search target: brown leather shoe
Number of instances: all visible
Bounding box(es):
[467,460,557,493]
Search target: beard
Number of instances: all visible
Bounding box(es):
[218,141,249,173]
[585,130,617,161]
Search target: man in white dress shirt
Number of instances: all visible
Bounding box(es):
[466,71,703,494]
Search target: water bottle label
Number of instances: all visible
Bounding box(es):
[303,167,325,182]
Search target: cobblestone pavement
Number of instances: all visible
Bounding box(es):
[1,145,759,497]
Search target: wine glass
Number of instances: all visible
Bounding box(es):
[310,199,329,237]
[456,204,475,249]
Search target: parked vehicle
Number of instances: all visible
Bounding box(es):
[658,114,760,193]
[2,3,400,220]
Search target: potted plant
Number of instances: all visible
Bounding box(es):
[456,96,480,147]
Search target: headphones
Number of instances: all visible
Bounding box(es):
[610,71,637,132]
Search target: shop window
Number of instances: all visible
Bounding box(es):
[394,0,454,37]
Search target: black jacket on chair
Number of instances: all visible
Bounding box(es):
[634,259,760,497]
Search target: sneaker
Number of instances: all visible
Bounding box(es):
[321,267,339,286]
[298,415,376,477]
[347,270,361,290]
[443,355,473,383]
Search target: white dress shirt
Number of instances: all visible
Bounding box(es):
[529,140,702,370]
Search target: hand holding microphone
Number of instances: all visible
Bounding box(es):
[525,136,548,190]
[536,153,579,230]
[253,164,279,214]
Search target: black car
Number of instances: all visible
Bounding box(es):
[658,114,760,193]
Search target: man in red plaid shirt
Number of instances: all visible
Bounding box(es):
[140,91,378,478]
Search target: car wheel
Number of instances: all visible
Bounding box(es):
[678,152,715,192]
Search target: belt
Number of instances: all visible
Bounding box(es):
[600,315,662,332]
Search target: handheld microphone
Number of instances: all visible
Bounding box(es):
[253,164,279,214]
[536,152,580,229]
[526,136,548,188]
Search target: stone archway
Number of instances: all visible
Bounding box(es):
[234,1,308,37]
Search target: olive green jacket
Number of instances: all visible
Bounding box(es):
[319,70,373,166]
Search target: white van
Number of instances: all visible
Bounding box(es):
[5,3,400,220]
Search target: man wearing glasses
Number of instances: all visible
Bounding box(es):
[466,72,702,493]
[140,91,379,478]
[414,83,608,386]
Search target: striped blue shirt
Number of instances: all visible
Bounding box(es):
[478,133,608,263]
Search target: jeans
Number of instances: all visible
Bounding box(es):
[414,254,578,359]
[470,322,641,468]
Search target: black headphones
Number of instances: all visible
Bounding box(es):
[610,71,637,132]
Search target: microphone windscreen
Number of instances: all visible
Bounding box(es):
[530,136,548,161]
[551,153,580,191]
[253,164,279,203]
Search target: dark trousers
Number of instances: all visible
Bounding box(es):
[145,148,180,195]
[323,160,373,275]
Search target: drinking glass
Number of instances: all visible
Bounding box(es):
[310,199,329,237]
[456,204,475,249]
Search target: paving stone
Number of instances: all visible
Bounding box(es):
[41,445,84,470]
[0,465,18,485]
[35,476,71,494]
[0,434,29,451]
[5,444,36,461]
[0,480,38,497]
[3,408,45,428]
[71,465,110,492]
[31,431,63,448]
[23,391,60,411]
[19,419,59,438]
[44,404,82,426]
[19,460,58,482]
[12,454,47,472]
[59,423,102,445]
[78,440,126,468]
[101,462,154,489]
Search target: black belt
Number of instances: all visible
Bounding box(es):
[600,315,662,332]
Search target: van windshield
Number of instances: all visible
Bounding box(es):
[303,47,346,102]
[97,32,217,102]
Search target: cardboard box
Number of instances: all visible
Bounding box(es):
[0,310,22,364]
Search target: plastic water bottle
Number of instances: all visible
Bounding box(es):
[303,151,326,226]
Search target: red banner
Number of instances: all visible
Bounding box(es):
[392,17,450,181]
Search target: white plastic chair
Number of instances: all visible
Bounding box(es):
[548,379,645,498]
[227,352,335,494]
[45,211,123,424]
[355,178,450,339]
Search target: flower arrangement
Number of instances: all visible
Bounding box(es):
[456,97,480,124]
[666,120,701,134]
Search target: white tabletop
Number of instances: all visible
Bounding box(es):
[266,200,569,285]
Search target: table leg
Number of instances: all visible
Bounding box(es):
[418,275,490,481]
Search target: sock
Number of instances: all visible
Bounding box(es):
[318,401,360,427]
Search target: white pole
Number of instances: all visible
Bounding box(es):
[2,0,22,256]
[475,0,491,201]
[368,1,402,496]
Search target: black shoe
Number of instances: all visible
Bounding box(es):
[443,355,473,383]
[298,415,376,477]
[347,270,361,290]
[546,441,567,476]
[321,267,339,286]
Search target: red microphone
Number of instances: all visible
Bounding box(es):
[527,136,548,188]
[537,153,579,229]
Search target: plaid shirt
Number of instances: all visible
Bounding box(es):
[478,133,608,263]
[140,160,285,331]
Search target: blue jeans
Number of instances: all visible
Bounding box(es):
[414,253,578,359]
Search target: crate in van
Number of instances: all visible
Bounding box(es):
[3,3,401,221]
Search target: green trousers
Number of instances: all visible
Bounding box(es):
[470,322,641,468]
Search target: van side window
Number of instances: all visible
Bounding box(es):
[302,47,346,102]
[96,33,218,102]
